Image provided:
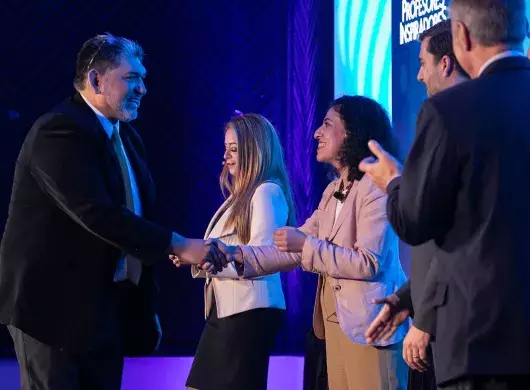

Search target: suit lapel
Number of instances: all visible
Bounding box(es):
[63,94,126,205]
[318,180,339,240]
[204,198,232,239]
[329,181,358,240]
[319,196,336,240]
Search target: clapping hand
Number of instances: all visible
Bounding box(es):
[365,293,410,344]
[358,140,402,193]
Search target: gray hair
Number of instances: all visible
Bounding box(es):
[74,33,144,91]
[451,0,526,47]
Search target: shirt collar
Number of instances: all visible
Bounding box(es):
[80,93,119,138]
[478,50,526,77]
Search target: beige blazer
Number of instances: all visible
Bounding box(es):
[192,182,287,319]
[239,175,409,346]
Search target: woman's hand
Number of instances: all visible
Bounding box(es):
[168,238,228,274]
[199,239,243,273]
[273,227,307,252]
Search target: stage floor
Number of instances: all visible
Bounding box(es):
[0,356,304,389]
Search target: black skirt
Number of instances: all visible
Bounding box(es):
[186,302,284,390]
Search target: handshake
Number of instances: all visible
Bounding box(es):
[166,226,307,274]
[167,233,242,274]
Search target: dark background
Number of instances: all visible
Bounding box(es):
[391,2,451,276]
[392,0,451,154]
[0,0,335,356]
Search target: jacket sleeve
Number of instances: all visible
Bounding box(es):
[413,258,440,336]
[388,100,459,246]
[298,182,394,280]
[208,182,289,279]
[239,182,336,278]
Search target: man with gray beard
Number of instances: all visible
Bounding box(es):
[0,33,222,390]
[361,0,530,388]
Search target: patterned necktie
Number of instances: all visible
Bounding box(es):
[111,125,142,285]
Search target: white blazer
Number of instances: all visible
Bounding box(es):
[192,182,288,319]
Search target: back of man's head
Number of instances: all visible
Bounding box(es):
[451,0,526,47]
[419,19,468,77]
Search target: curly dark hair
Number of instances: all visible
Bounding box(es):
[331,95,399,182]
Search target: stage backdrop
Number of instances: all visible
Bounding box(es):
[335,0,392,117]
[393,0,530,154]
[392,0,449,155]
[0,0,334,357]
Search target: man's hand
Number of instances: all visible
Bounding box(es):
[273,227,306,252]
[358,140,402,192]
[403,325,431,372]
[198,239,242,274]
[365,293,410,344]
[168,234,228,273]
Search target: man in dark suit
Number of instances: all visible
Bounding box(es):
[0,34,222,390]
[360,0,530,388]
[365,19,468,390]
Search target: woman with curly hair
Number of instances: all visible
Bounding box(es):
[208,95,409,389]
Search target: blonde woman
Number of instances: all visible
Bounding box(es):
[208,96,409,389]
[184,113,296,390]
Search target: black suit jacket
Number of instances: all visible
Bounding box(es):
[389,56,530,385]
[389,177,438,335]
[0,93,173,355]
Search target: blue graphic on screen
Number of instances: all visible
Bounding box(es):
[526,2,530,55]
[334,0,392,117]
[336,0,530,141]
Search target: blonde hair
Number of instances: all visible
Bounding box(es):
[220,114,296,243]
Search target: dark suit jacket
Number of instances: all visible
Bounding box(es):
[0,93,173,355]
[389,177,438,335]
[388,56,530,385]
